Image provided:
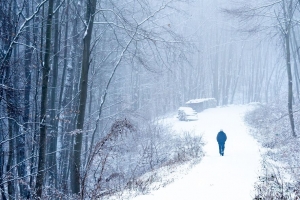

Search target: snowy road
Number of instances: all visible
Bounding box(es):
[133,105,261,200]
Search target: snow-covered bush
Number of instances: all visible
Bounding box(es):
[173,131,204,162]
[245,103,300,199]
[253,159,300,200]
[82,119,204,199]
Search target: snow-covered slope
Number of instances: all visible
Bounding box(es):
[132,104,261,200]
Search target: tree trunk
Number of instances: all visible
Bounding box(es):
[29,3,42,192]
[35,0,54,197]
[213,46,219,105]
[84,77,94,166]
[70,0,97,195]
[18,1,33,198]
[48,0,61,190]
[56,0,70,191]
[291,27,300,101]
[285,30,296,137]
[283,1,296,137]
[2,3,15,198]
[0,139,6,200]
[5,57,16,200]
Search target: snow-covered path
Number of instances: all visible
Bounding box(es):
[133,105,261,200]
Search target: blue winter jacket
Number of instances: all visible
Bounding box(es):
[217,131,227,144]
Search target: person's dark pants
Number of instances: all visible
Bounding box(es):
[218,142,225,156]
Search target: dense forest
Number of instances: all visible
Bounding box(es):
[0,0,300,199]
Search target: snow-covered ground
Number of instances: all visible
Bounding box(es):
[132,104,262,200]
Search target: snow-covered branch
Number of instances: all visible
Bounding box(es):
[0,0,48,68]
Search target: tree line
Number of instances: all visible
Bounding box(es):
[0,0,299,199]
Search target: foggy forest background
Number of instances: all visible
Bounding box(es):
[1,0,300,199]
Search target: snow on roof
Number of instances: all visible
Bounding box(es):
[178,107,195,111]
[186,98,216,104]
[178,107,196,115]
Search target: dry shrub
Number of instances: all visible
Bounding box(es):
[82,118,204,199]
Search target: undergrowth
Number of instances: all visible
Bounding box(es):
[245,103,300,200]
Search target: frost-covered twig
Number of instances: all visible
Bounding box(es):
[87,27,138,163]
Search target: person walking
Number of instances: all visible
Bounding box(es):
[217,129,227,156]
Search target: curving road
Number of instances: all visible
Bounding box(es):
[132,105,261,200]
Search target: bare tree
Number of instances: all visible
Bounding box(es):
[70,0,97,194]
[223,0,298,136]
[35,0,55,198]
[282,0,296,136]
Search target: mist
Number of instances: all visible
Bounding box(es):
[0,0,299,199]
